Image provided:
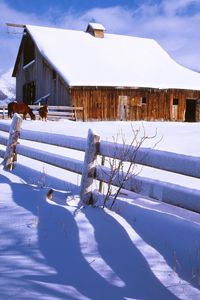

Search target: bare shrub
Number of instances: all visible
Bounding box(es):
[98,123,161,209]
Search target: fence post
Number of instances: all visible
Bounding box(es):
[80,129,100,204]
[3,107,5,119]
[99,155,105,193]
[3,113,23,170]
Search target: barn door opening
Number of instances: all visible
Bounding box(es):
[185,99,196,122]
[23,81,36,105]
[118,96,128,121]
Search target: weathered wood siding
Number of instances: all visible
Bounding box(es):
[36,55,71,106]
[15,53,36,101]
[71,87,200,121]
[15,34,71,105]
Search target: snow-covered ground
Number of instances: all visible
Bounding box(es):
[0,118,200,300]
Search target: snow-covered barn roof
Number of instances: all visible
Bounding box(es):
[18,24,200,90]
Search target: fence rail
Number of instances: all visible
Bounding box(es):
[0,114,200,212]
[0,104,84,121]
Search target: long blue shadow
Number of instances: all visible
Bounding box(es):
[84,207,179,300]
[1,171,126,300]
[116,198,200,291]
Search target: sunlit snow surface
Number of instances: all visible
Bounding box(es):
[0,119,200,299]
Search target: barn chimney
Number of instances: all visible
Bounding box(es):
[86,23,105,38]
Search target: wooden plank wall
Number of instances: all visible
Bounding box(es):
[71,87,200,121]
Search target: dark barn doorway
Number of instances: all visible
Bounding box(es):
[185,99,196,122]
[23,81,36,105]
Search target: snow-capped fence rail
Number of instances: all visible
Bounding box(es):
[0,106,7,119]
[0,114,200,212]
[0,114,86,174]
[0,104,84,121]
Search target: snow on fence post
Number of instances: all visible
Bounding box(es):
[80,129,100,205]
[3,113,23,170]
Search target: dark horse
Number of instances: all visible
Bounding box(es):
[8,102,36,120]
[38,105,48,121]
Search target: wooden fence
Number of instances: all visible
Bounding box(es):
[0,113,200,212]
[0,104,84,121]
[0,106,7,119]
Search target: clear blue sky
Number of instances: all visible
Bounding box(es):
[0,0,200,75]
[5,0,140,13]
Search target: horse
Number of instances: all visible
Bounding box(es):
[38,105,48,121]
[8,102,36,120]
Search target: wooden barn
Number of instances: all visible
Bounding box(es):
[12,22,200,121]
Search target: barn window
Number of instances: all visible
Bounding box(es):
[173,98,179,105]
[141,97,147,105]
[52,69,56,80]
[23,35,35,67]
[23,81,36,104]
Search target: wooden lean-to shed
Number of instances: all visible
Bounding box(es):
[12,22,200,121]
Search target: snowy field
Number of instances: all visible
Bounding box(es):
[0,119,200,300]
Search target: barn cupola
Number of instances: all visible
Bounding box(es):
[86,22,105,38]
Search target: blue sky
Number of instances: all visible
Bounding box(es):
[0,0,200,75]
[5,0,140,14]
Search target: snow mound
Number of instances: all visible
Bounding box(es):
[0,68,15,100]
